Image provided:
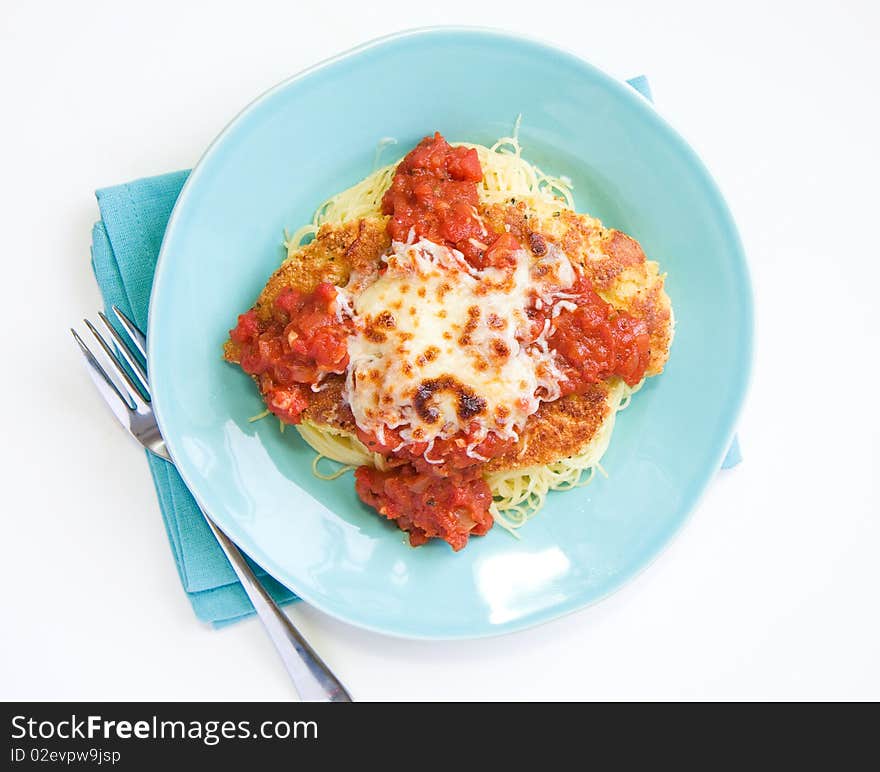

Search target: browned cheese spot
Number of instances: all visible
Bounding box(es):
[487,313,507,330]
[375,311,396,329]
[529,232,548,256]
[413,376,487,425]
[459,305,481,346]
[491,339,510,359]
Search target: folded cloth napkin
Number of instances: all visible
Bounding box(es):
[91,177,298,628]
[89,75,741,627]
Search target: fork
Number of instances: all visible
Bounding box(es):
[71,306,352,702]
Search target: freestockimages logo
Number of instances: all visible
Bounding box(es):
[10,714,318,747]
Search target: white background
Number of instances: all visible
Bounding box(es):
[2,0,878,701]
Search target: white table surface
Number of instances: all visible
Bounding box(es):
[2,0,878,701]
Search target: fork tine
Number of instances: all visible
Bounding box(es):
[97,311,149,397]
[84,319,148,410]
[111,305,147,360]
[71,328,136,427]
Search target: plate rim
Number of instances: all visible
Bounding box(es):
[147,25,754,640]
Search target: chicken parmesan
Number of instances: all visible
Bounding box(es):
[225,130,674,551]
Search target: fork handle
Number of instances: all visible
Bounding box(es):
[202,513,352,702]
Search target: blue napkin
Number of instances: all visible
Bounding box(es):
[91,177,298,628]
[89,75,741,628]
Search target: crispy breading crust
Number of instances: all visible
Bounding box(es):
[300,378,355,431]
[484,384,612,472]
[225,206,673,471]
[258,217,389,318]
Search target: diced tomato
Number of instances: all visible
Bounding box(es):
[549,279,650,393]
[354,465,493,552]
[446,146,483,182]
[265,383,311,425]
[229,309,260,344]
[476,232,521,271]
[381,132,528,275]
[350,422,514,550]
[381,132,490,267]
[228,282,350,424]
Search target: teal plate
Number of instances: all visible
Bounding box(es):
[149,28,753,639]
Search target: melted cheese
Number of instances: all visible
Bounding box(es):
[341,238,576,451]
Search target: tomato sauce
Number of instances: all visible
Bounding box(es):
[381,132,517,270]
[547,277,650,394]
[229,282,349,424]
[352,425,511,551]
[355,465,494,552]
